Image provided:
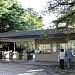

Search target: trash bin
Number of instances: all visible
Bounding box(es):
[22,52,33,60]
[5,51,9,59]
[27,53,33,60]
[9,52,12,60]
[0,51,2,59]
[18,52,33,60]
[13,51,17,59]
[19,52,22,59]
[4,51,12,60]
[2,51,4,59]
[13,51,19,59]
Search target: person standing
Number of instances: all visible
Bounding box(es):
[65,48,72,69]
[58,49,65,70]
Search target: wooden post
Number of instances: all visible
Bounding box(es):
[14,42,15,52]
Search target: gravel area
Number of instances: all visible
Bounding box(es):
[0,62,49,75]
[0,60,75,75]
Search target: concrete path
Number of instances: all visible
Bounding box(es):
[0,59,75,75]
[0,62,50,75]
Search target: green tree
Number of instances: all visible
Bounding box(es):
[0,1,43,32]
[46,0,75,29]
[0,0,17,17]
[23,8,43,30]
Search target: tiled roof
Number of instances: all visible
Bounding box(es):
[0,30,46,37]
[0,29,56,37]
[0,29,75,40]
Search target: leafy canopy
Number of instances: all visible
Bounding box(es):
[46,0,75,28]
[0,0,43,32]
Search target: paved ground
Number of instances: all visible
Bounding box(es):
[0,63,50,75]
[0,60,50,75]
[0,59,75,75]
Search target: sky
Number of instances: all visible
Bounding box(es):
[18,0,56,29]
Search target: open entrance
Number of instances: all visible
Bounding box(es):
[0,40,35,60]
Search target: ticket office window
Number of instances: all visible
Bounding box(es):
[68,40,75,55]
[58,43,67,51]
[52,44,57,52]
[37,44,51,53]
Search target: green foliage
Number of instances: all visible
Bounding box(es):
[22,8,43,30]
[40,29,54,42]
[0,0,43,32]
[0,0,17,18]
[16,41,35,50]
[46,0,75,29]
